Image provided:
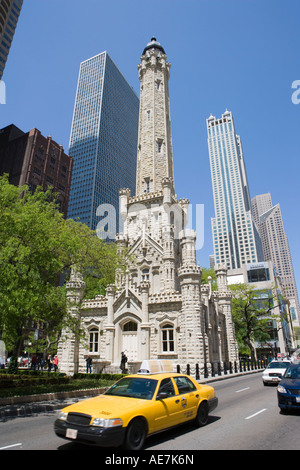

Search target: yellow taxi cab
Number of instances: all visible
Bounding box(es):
[54,360,218,450]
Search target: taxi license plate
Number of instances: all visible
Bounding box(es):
[66,428,78,439]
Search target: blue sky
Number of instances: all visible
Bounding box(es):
[1,0,300,292]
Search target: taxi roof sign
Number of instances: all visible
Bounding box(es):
[138,359,176,374]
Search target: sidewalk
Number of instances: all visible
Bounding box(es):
[0,369,263,420]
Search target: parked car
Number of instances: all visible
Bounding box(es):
[54,370,218,449]
[277,362,300,412]
[262,360,290,385]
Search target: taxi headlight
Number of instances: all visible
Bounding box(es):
[58,411,68,421]
[91,418,123,428]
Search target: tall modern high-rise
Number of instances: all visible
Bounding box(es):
[67,51,139,235]
[252,193,300,324]
[0,0,23,79]
[207,110,263,269]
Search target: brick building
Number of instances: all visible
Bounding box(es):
[0,124,72,217]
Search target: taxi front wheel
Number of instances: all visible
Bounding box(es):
[194,401,209,427]
[123,418,147,450]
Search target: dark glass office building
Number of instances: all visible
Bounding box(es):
[67,51,139,237]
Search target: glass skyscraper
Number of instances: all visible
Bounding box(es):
[207,110,263,269]
[0,0,23,79]
[68,51,139,235]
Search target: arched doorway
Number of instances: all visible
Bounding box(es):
[122,320,138,362]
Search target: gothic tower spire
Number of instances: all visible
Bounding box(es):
[136,37,175,196]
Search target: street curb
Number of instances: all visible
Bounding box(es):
[198,368,264,384]
[0,388,105,420]
[0,387,105,406]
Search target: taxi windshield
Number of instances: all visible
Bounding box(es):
[105,377,158,400]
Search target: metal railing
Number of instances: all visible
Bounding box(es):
[176,360,267,381]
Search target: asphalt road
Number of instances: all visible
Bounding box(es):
[0,373,299,451]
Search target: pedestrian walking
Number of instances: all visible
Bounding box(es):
[120,352,128,373]
[53,355,59,372]
[86,355,92,373]
[31,354,37,370]
[47,354,53,372]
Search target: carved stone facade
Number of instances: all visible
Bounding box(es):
[57,38,238,375]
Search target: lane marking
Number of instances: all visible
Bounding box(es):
[245,408,267,420]
[0,443,22,450]
[236,387,250,393]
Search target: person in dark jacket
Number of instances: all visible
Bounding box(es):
[86,355,92,373]
[120,352,128,373]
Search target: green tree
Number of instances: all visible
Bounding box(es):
[229,283,282,360]
[0,175,118,355]
[201,267,217,290]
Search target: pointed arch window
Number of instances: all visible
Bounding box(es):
[144,178,150,193]
[89,328,99,353]
[162,323,174,352]
[157,139,163,153]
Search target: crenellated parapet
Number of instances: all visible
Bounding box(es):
[149,292,182,305]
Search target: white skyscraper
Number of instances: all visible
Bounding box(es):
[252,193,300,324]
[207,110,263,270]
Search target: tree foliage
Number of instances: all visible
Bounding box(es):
[0,175,118,355]
[229,282,286,359]
[201,267,217,290]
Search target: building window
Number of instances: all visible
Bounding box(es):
[123,321,138,332]
[142,268,149,281]
[89,328,99,353]
[144,178,150,193]
[162,323,174,352]
[247,267,270,283]
[157,140,163,153]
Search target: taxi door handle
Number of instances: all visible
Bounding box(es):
[175,399,180,404]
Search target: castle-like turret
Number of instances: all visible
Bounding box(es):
[136,37,174,196]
